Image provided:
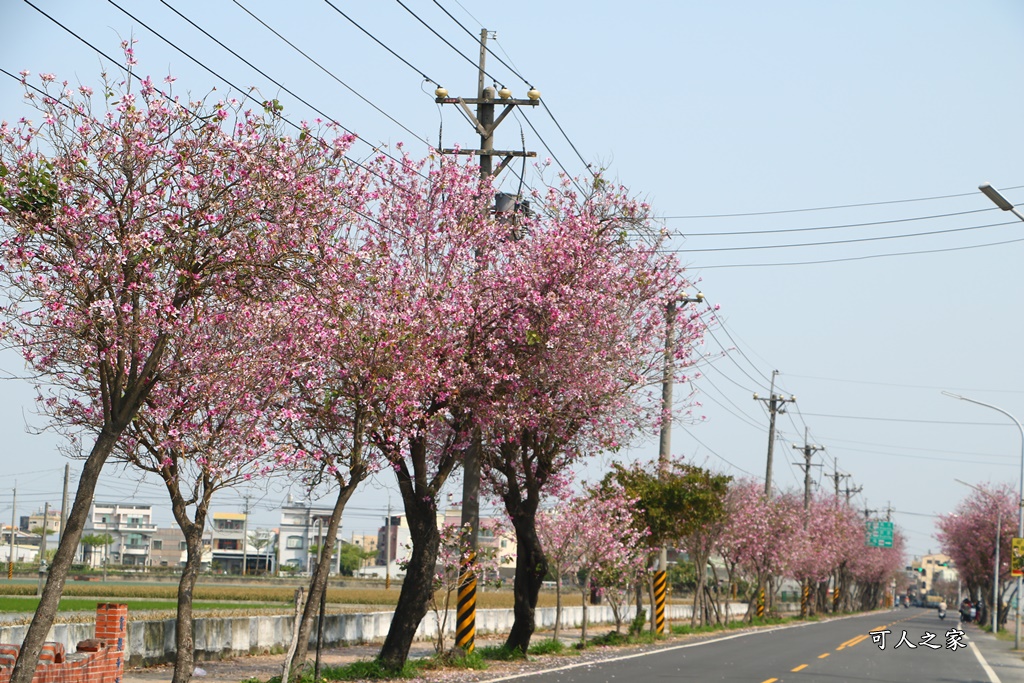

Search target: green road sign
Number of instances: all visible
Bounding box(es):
[865,520,894,548]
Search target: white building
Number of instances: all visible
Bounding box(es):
[1,525,39,563]
[277,504,349,576]
[82,502,157,567]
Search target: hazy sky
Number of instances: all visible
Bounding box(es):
[1,1,1023,559]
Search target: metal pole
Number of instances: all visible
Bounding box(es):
[8,488,15,579]
[945,392,1024,649]
[994,512,1001,634]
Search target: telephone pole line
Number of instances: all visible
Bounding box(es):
[844,484,863,505]
[242,495,251,576]
[792,428,822,618]
[435,27,540,654]
[829,459,850,500]
[8,487,15,579]
[792,428,823,511]
[60,465,69,545]
[754,370,795,497]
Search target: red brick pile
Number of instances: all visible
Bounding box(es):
[0,604,127,683]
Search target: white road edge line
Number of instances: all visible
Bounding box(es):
[968,641,1002,683]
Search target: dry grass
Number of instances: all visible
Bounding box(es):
[0,582,687,612]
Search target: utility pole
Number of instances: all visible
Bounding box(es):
[792,429,823,512]
[384,499,391,591]
[829,459,849,501]
[36,503,49,596]
[8,487,15,579]
[242,495,251,576]
[435,27,539,654]
[60,465,69,545]
[843,484,862,506]
[654,293,704,633]
[656,294,704,571]
[792,429,822,618]
[754,370,795,497]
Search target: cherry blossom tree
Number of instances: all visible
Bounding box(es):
[347,152,504,673]
[117,302,293,683]
[536,503,585,640]
[716,481,801,621]
[847,528,906,610]
[0,51,353,683]
[789,496,862,616]
[570,483,649,644]
[477,175,704,652]
[937,482,1016,626]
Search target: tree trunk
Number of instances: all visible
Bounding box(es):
[691,551,707,627]
[11,429,118,683]
[376,497,440,673]
[504,508,546,654]
[580,571,590,646]
[554,574,563,640]
[291,484,356,673]
[171,523,206,683]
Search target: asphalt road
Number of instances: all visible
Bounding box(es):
[497,609,1000,683]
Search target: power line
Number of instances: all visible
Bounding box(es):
[660,185,1024,219]
[691,233,1024,269]
[678,426,755,477]
[799,411,1013,426]
[663,217,1017,253]
[663,207,992,238]
[430,0,532,87]
[230,0,431,148]
[321,0,440,86]
[392,0,505,88]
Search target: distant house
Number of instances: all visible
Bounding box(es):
[1,525,39,563]
[82,503,157,567]
[277,504,344,576]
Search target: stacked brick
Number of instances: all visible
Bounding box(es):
[0,604,127,683]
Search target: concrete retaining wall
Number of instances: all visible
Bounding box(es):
[125,601,753,666]
[1,602,753,667]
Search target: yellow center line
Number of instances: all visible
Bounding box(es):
[818,652,830,659]
[791,664,809,672]
[761,679,779,683]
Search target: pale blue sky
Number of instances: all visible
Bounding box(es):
[1,1,1023,559]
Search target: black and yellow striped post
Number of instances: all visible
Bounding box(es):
[756,587,766,618]
[832,578,842,613]
[653,570,667,634]
[801,580,810,618]
[456,551,477,652]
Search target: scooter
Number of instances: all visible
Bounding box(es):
[938,608,946,620]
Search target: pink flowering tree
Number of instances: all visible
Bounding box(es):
[418,519,510,654]
[117,302,295,683]
[0,50,352,683]
[847,528,906,610]
[716,481,801,621]
[937,482,1017,626]
[536,502,586,640]
[346,153,505,672]
[477,175,703,652]
[789,496,863,616]
[572,483,649,643]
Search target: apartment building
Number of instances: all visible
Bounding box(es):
[83,502,157,567]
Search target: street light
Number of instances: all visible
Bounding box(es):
[954,478,1002,634]
[943,391,1024,649]
[979,183,1024,222]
